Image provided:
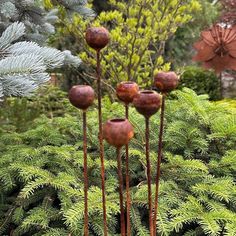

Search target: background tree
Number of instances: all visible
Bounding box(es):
[166,0,220,67]
[92,0,110,13]
[0,0,93,44]
[48,0,202,91]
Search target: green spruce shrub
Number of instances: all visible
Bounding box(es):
[0,87,236,235]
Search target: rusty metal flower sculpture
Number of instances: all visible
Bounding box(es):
[85,26,110,236]
[133,91,162,236]
[68,85,95,236]
[193,24,236,73]
[103,118,134,236]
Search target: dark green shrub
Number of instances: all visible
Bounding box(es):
[0,85,71,132]
[180,66,221,100]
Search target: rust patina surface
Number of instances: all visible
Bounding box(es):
[193,24,236,73]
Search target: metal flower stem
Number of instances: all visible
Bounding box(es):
[145,117,154,236]
[153,94,166,236]
[117,147,126,236]
[83,110,89,236]
[96,50,108,236]
[125,104,131,236]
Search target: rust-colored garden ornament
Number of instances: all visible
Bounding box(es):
[68,85,95,236]
[85,26,110,235]
[133,91,162,236]
[103,119,134,236]
[116,81,139,105]
[86,27,110,51]
[133,91,162,118]
[68,85,95,110]
[116,81,139,236]
[153,71,179,236]
[154,72,179,94]
[193,23,236,73]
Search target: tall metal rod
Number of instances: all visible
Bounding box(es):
[125,103,129,119]
[83,110,89,236]
[117,147,126,236]
[96,50,108,235]
[125,104,131,236]
[153,95,166,236]
[145,117,153,236]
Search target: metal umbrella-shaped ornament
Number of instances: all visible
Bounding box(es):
[133,91,162,236]
[116,81,139,236]
[68,85,95,236]
[103,119,134,236]
[85,26,110,235]
[153,72,179,236]
[193,23,236,73]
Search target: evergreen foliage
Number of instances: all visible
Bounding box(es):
[0,22,63,98]
[0,0,93,98]
[0,0,93,43]
[0,87,236,235]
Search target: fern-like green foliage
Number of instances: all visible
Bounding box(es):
[0,87,236,235]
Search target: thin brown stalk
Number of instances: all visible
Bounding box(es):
[83,111,89,236]
[145,117,153,236]
[153,95,166,236]
[125,104,131,236]
[96,50,108,236]
[117,147,126,236]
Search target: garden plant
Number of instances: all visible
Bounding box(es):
[0,0,236,236]
[1,87,236,235]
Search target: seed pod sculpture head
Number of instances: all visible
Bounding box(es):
[68,85,95,110]
[85,27,110,50]
[116,81,139,104]
[154,72,179,94]
[133,90,162,118]
[103,119,134,148]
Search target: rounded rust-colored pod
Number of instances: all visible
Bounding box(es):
[85,27,110,50]
[103,119,134,148]
[154,71,179,93]
[116,81,139,104]
[133,90,162,118]
[68,85,95,110]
